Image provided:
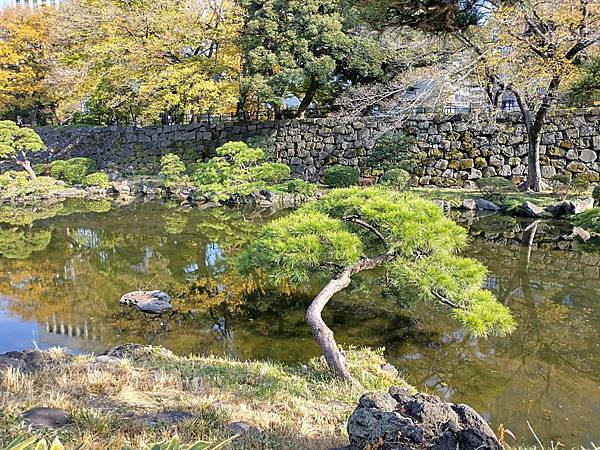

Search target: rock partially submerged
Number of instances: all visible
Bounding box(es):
[119,290,172,314]
[346,387,501,450]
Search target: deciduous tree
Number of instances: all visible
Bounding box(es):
[454,0,600,192]
[51,0,242,124]
[238,187,515,380]
[0,7,54,125]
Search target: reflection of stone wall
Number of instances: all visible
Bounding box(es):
[31,108,600,185]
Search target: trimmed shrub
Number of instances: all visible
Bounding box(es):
[68,157,96,172]
[49,160,68,178]
[287,179,318,196]
[48,158,96,184]
[83,172,110,189]
[550,174,572,200]
[62,162,89,184]
[251,163,291,184]
[160,153,187,187]
[323,165,360,188]
[379,168,410,190]
[476,177,517,196]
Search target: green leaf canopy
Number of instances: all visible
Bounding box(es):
[238,187,515,337]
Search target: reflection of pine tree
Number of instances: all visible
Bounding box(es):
[0,228,52,259]
[162,211,189,234]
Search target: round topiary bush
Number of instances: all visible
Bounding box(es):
[379,168,410,190]
[49,160,68,179]
[83,172,110,189]
[68,157,96,172]
[251,162,291,184]
[323,165,360,188]
[287,179,318,196]
[62,162,89,185]
[159,153,187,187]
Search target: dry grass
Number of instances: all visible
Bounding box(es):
[0,346,408,449]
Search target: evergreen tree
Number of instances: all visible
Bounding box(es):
[0,120,45,180]
[238,0,388,117]
[238,187,515,380]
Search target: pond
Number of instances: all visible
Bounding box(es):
[0,201,598,447]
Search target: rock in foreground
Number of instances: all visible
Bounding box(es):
[23,407,72,429]
[119,290,172,314]
[346,387,500,450]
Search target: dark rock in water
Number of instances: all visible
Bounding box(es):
[547,196,595,217]
[23,407,72,429]
[141,410,194,427]
[346,387,501,450]
[228,420,262,435]
[119,290,172,314]
[522,201,548,218]
[0,349,49,372]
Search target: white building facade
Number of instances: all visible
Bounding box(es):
[6,0,61,8]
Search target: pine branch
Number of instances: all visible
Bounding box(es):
[342,215,388,247]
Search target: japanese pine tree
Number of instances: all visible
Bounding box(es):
[238,187,515,381]
[0,120,45,180]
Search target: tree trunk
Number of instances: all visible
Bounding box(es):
[30,106,38,127]
[305,254,394,381]
[296,78,319,118]
[18,160,37,181]
[306,270,354,380]
[526,129,543,192]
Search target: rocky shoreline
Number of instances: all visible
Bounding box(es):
[0,345,501,450]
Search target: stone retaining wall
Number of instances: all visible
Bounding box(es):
[30,108,600,187]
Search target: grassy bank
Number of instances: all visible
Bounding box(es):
[0,346,407,449]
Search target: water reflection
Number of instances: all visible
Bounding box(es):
[0,202,598,446]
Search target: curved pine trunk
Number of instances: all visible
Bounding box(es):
[306,269,354,380]
[305,254,395,381]
[18,160,37,181]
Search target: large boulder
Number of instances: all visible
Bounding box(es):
[346,387,501,450]
[0,349,50,372]
[521,201,549,218]
[119,290,172,314]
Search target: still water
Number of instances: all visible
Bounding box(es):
[0,201,598,446]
